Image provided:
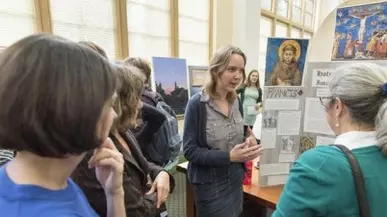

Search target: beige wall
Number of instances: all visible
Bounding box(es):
[309,0,385,61]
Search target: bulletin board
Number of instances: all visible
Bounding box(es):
[259,61,387,187]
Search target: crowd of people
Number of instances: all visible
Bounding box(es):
[0,33,387,217]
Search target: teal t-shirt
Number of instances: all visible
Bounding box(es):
[272,145,387,217]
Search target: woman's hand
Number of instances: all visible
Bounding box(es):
[245,127,258,147]
[146,171,170,208]
[88,138,125,196]
[230,142,262,163]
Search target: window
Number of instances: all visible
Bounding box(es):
[292,0,302,23]
[291,28,301,38]
[275,22,288,37]
[303,32,312,39]
[304,0,315,28]
[127,0,170,60]
[178,0,209,66]
[51,0,117,59]
[0,0,36,46]
[261,0,273,11]
[276,0,289,18]
[258,16,272,75]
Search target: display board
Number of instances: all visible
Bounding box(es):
[188,65,208,97]
[152,57,189,116]
[259,61,387,187]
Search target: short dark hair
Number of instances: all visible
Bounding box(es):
[0,33,118,157]
[123,57,152,84]
[78,41,108,58]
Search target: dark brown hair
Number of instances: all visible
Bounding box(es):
[123,57,152,84]
[245,69,260,88]
[203,45,246,103]
[112,65,145,132]
[78,41,108,58]
[0,33,118,157]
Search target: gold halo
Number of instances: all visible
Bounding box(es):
[278,40,301,61]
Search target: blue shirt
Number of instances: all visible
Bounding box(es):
[0,165,98,217]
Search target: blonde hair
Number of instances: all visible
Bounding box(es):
[203,45,246,103]
[123,57,152,84]
[112,65,145,132]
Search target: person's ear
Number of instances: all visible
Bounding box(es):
[335,97,344,118]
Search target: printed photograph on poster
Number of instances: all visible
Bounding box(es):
[299,136,316,154]
[265,38,309,86]
[316,136,336,146]
[152,57,188,115]
[304,97,335,135]
[332,2,387,61]
[263,111,278,128]
[280,136,296,153]
[277,111,301,135]
[311,68,334,87]
[188,66,208,97]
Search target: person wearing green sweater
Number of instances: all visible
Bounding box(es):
[272,62,387,217]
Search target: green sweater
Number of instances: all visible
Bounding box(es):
[272,145,387,217]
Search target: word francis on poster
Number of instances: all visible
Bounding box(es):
[264,37,309,87]
[332,2,387,61]
[152,57,189,116]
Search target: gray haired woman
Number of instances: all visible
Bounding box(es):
[272,63,387,217]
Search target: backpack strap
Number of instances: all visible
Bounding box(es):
[332,144,371,217]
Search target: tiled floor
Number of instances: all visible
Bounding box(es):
[166,172,187,217]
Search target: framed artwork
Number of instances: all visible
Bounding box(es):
[264,38,309,87]
[332,2,387,60]
[188,65,208,97]
[152,57,189,115]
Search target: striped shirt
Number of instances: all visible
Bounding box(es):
[0,150,14,166]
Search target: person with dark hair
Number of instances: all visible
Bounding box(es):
[0,34,126,217]
[72,65,174,217]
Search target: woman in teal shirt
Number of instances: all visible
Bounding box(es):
[273,63,387,217]
[237,69,262,133]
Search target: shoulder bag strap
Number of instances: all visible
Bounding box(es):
[332,144,371,217]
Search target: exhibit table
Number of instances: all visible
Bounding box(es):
[177,160,283,217]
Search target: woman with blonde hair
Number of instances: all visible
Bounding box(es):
[273,63,387,216]
[72,64,174,217]
[183,45,262,217]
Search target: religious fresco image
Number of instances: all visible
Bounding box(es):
[332,2,387,60]
[265,38,309,86]
[152,57,188,115]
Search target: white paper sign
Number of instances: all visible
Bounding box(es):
[264,99,300,110]
[267,175,289,186]
[279,153,296,162]
[316,136,336,146]
[260,128,277,149]
[312,69,334,87]
[260,163,290,176]
[303,97,335,135]
[277,111,301,135]
[316,88,330,97]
